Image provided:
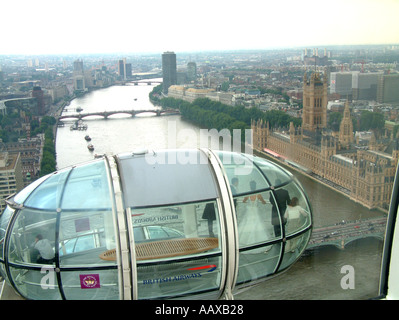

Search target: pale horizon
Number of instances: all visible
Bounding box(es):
[1,0,399,55]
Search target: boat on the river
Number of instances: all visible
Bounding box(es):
[70,120,87,131]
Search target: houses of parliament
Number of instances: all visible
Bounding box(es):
[252,70,398,212]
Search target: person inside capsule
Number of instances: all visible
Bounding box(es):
[31,234,55,264]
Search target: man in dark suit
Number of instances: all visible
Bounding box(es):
[202,203,216,237]
[269,179,291,238]
[230,177,239,208]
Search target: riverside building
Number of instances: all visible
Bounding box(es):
[0,152,23,212]
[252,71,398,211]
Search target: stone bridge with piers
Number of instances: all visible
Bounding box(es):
[116,80,163,86]
[129,80,162,85]
[58,108,180,122]
[306,216,387,250]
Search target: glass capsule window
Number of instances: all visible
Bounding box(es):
[0,150,312,300]
[215,151,312,286]
[0,207,13,263]
[1,159,119,300]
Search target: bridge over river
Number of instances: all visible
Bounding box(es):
[115,80,163,86]
[306,216,387,250]
[58,108,180,122]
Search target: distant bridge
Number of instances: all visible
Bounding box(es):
[306,217,387,250]
[58,108,180,121]
[117,80,163,86]
[130,80,162,85]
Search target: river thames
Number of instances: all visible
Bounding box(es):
[55,82,386,299]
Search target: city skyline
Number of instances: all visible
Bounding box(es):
[1,0,399,55]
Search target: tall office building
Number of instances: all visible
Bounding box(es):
[118,59,126,80]
[118,59,132,80]
[31,86,45,115]
[162,52,177,94]
[330,71,382,101]
[187,62,197,83]
[377,74,399,103]
[73,59,85,91]
[352,72,381,100]
[73,59,84,75]
[330,72,353,98]
[125,63,132,79]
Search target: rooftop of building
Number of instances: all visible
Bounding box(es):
[0,152,19,171]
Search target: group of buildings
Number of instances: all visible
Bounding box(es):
[0,135,45,211]
[0,85,48,211]
[162,51,267,106]
[0,54,161,211]
[160,49,399,211]
[72,59,119,92]
[252,70,398,211]
[163,49,399,120]
[330,70,399,103]
[159,49,399,211]
[0,47,397,212]
[0,91,46,211]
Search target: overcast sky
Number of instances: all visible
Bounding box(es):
[1,0,399,55]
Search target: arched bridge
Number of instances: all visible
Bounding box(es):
[307,217,387,250]
[117,80,163,86]
[130,80,162,85]
[58,109,180,121]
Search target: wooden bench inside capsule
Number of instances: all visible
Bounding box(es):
[99,237,219,261]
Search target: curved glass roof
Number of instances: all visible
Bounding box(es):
[10,150,295,211]
[118,149,219,207]
[215,150,293,194]
[14,160,112,210]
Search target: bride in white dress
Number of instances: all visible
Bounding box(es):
[284,197,308,252]
[238,181,272,251]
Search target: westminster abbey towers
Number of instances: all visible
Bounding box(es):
[252,70,398,211]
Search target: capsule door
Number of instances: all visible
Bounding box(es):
[128,200,225,299]
[117,150,232,299]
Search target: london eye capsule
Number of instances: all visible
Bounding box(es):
[0,149,312,300]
